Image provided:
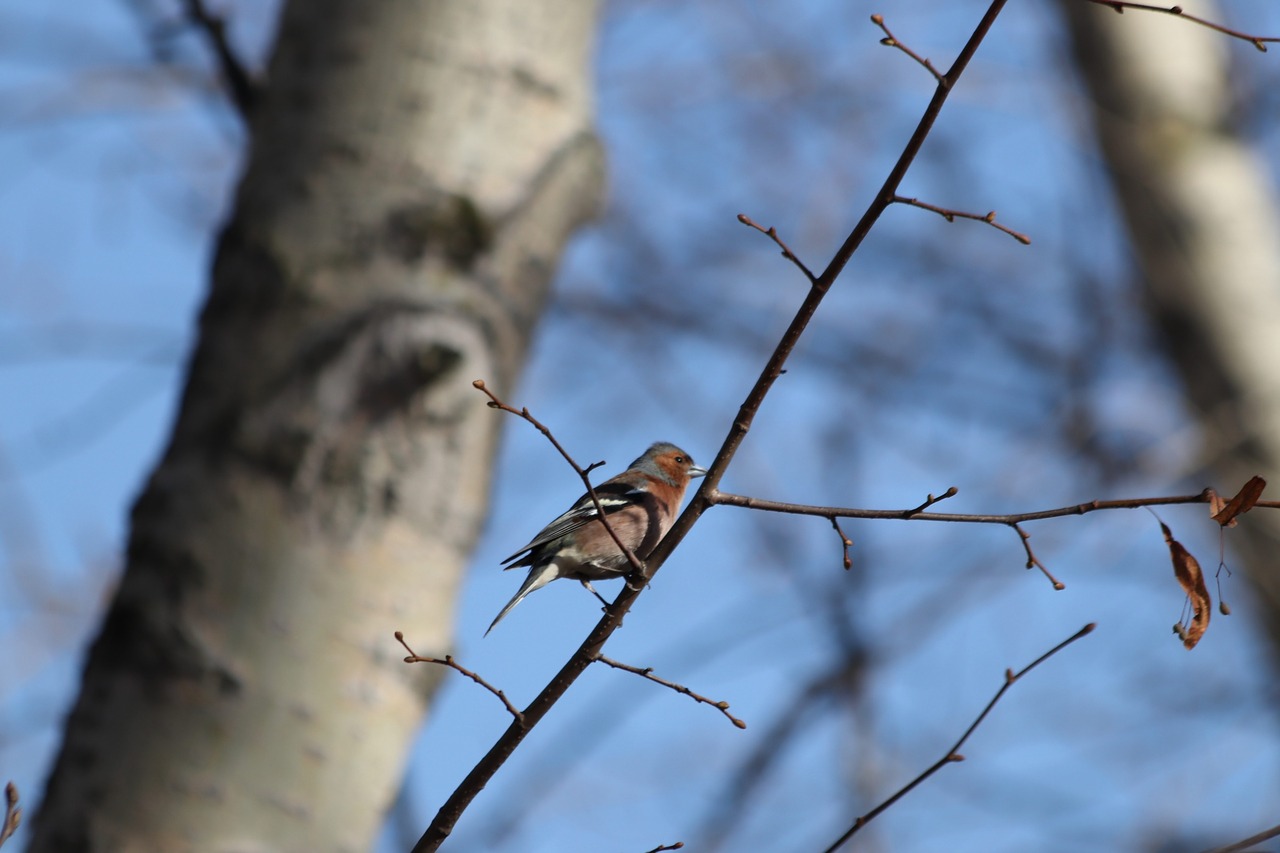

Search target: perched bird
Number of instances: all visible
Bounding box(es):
[486,442,707,635]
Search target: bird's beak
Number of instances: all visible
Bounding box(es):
[690,464,708,479]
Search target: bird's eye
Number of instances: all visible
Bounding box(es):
[675,456,686,464]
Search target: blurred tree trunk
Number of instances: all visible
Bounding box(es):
[1060,3,1280,655]
[30,0,603,849]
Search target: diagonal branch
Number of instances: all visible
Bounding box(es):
[1081,0,1280,51]
[182,0,257,115]
[737,214,817,283]
[1012,522,1064,589]
[1204,821,1280,853]
[413,5,1013,848]
[596,654,747,729]
[891,195,1032,244]
[871,14,944,81]
[472,380,645,577]
[821,623,1096,852]
[396,633,523,723]
[905,486,959,516]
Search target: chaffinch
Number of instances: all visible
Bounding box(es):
[486,442,707,635]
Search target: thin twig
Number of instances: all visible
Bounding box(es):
[396,632,524,723]
[643,843,685,853]
[822,623,1097,852]
[828,488,957,571]
[472,380,645,577]
[905,486,959,516]
[891,195,1032,244]
[1203,821,1280,853]
[829,516,854,570]
[1012,522,1064,589]
[871,14,944,81]
[1083,0,1279,52]
[737,214,817,283]
[182,0,257,114]
[596,654,747,729]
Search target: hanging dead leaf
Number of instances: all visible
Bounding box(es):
[1160,521,1210,650]
[1204,488,1225,519]
[1211,476,1266,528]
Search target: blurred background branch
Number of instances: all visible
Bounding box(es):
[1,0,1277,851]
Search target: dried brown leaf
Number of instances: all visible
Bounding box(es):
[1211,476,1266,527]
[1160,521,1210,649]
[1205,487,1225,519]
[0,781,18,849]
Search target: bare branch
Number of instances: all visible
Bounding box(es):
[1012,522,1065,589]
[689,0,1014,504]
[822,623,1097,852]
[709,486,1278,526]
[1204,821,1280,853]
[829,516,854,570]
[891,195,1032,244]
[643,843,685,853]
[182,0,257,114]
[415,5,1014,847]
[395,632,524,723]
[596,654,747,729]
[905,486,959,517]
[711,487,1276,590]
[737,214,817,283]
[1082,0,1280,52]
[871,14,944,81]
[826,489,956,571]
[471,380,645,577]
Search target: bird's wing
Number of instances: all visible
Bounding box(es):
[500,480,643,566]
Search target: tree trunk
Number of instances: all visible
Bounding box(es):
[31,0,603,849]
[1059,2,1280,655]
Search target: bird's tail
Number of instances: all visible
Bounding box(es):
[485,562,559,636]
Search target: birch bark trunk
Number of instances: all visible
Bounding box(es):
[31,1,603,849]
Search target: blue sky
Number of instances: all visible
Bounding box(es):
[4,1,1280,851]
